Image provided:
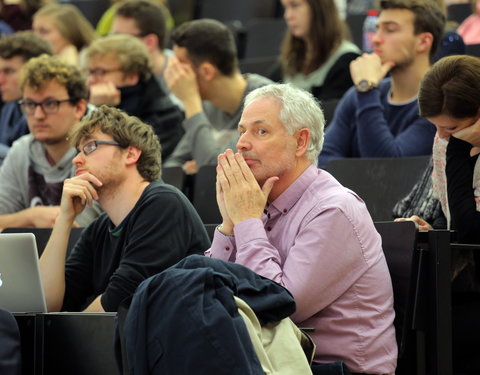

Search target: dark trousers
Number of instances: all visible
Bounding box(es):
[311,361,377,375]
[311,361,352,375]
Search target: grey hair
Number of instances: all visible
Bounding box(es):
[243,83,325,163]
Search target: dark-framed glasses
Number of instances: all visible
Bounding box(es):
[18,98,73,115]
[79,140,125,156]
[87,68,122,77]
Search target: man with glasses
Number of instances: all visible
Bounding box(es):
[0,31,53,164]
[85,34,184,161]
[0,55,100,229]
[39,105,210,312]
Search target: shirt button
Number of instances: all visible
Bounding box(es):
[267,213,271,218]
[225,247,230,251]
[283,209,287,213]
[267,227,272,231]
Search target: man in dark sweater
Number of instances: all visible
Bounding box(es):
[84,34,184,161]
[318,0,445,166]
[39,105,210,312]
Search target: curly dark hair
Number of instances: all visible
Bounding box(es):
[20,54,88,101]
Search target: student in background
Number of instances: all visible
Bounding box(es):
[84,34,184,161]
[111,0,173,81]
[164,19,272,173]
[96,0,174,37]
[318,0,444,166]
[0,31,53,163]
[0,55,100,229]
[415,53,480,375]
[33,3,96,66]
[269,0,360,102]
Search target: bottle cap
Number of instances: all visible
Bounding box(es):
[366,9,379,16]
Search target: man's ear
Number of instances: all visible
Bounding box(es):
[197,62,216,82]
[74,99,88,121]
[416,32,433,55]
[295,128,310,157]
[142,33,159,53]
[123,72,140,86]
[124,146,142,166]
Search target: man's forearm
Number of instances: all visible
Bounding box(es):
[0,209,35,230]
[39,217,73,312]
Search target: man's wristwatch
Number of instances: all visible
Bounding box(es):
[355,79,379,93]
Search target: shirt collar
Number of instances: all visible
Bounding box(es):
[268,164,317,215]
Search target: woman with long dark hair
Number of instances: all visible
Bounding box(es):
[270,0,360,101]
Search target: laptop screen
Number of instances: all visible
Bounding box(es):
[0,233,47,313]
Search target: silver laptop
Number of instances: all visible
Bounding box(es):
[0,233,47,313]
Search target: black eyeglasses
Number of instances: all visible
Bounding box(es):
[79,140,124,156]
[18,98,74,115]
[87,68,122,77]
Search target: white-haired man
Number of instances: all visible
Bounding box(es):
[206,83,397,375]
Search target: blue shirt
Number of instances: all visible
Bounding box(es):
[318,78,436,166]
[0,102,28,147]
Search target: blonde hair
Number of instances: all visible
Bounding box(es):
[86,34,153,81]
[20,54,88,100]
[34,4,96,51]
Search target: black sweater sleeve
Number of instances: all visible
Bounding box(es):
[446,136,480,243]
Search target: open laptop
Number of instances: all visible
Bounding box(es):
[2,227,84,257]
[0,233,47,313]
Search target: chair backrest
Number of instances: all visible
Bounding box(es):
[465,43,480,58]
[346,13,366,50]
[59,0,110,27]
[192,165,221,224]
[167,0,196,25]
[161,166,185,192]
[374,221,422,359]
[241,18,287,59]
[194,0,278,23]
[239,55,279,76]
[447,3,472,24]
[321,98,341,129]
[2,227,84,257]
[324,155,430,221]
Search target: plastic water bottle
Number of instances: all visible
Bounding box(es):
[362,9,379,53]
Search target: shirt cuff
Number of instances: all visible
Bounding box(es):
[208,228,237,261]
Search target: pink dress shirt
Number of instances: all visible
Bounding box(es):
[205,164,397,374]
